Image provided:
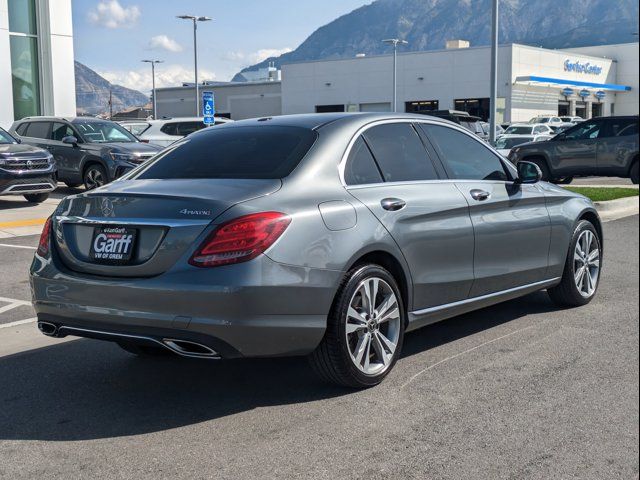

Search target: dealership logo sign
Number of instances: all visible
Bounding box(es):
[564,59,603,75]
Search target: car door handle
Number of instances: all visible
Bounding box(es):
[470,189,491,201]
[381,198,406,211]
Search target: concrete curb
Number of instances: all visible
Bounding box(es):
[594,196,639,222]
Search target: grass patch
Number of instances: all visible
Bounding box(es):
[565,187,639,202]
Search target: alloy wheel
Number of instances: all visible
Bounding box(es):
[85,168,105,189]
[573,229,600,298]
[345,277,401,375]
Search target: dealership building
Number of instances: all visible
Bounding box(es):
[0,0,76,129]
[156,42,637,123]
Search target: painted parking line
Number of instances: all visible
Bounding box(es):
[0,218,46,229]
[0,317,37,329]
[0,243,36,250]
[0,296,32,306]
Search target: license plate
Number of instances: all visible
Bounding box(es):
[89,226,137,264]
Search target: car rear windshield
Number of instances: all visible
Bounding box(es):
[505,126,533,134]
[133,125,317,180]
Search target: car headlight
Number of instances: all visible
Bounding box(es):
[109,152,136,162]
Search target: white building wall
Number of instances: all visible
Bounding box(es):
[0,0,75,129]
[566,42,639,116]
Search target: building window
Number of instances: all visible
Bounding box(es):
[454,98,490,121]
[405,100,439,113]
[8,0,41,120]
[316,105,345,113]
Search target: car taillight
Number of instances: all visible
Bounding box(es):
[37,217,52,257]
[189,212,291,268]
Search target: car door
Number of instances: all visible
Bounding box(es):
[549,119,602,176]
[420,123,552,297]
[344,122,475,310]
[596,117,639,177]
[49,122,84,182]
[20,121,52,150]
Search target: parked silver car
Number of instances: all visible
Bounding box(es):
[31,113,603,387]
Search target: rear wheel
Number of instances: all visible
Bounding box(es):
[553,176,574,185]
[548,220,601,307]
[117,341,171,357]
[23,193,49,203]
[64,182,82,188]
[83,164,107,190]
[309,264,405,388]
[630,161,639,185]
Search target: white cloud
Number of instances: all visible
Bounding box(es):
[224,47,293,65]
[88,0,140,29]
[148,35,183,53]
[99,64,217,92]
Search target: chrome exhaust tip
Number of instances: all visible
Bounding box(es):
[38,321,58,337]
[162,339,219,358]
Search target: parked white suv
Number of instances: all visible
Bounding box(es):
[119,117,232,147]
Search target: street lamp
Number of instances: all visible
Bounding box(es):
[489,0,499,144]
[382,38,408,113]
[177,14,212,117]
[142,59,163,119]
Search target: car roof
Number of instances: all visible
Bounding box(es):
[16,116,113,123]
[217,112,453,131]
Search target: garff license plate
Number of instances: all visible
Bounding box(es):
[90,226,136,264]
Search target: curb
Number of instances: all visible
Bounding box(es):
[594,196,639,221]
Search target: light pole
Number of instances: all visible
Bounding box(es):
[382,38,408,113]
[489,0,499,144]
[177,15,212,117]
[142,59,163,119]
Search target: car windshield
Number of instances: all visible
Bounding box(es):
[460,120,482,133]
[529,117,550,124]
[73,120,138,143]
[0,128,17,144]
[494,136,532,149]
[505,126,533,134]
[133,125,317,180]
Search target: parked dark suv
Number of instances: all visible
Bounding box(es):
[509,116,639,184]
[0,127,56,203]
[10,117,162,190]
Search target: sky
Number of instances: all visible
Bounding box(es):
[72,0,372,93]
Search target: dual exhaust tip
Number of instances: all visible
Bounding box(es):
[37,322,219,359]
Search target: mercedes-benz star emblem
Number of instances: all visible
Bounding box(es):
[100,198,114,217]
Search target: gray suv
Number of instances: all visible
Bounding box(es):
[509,116,639,184]
[11,117,162,190]
[31,113,602,387]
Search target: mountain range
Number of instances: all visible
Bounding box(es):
[232,0,639,81]
[75,61,149,116]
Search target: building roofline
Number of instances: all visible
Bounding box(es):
[156,80,281,92]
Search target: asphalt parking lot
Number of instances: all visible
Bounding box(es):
[0,184,638,478]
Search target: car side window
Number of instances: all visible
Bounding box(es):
[606,119,639,137]
[362,123,438,182]
[177,122,204,136]
[160,123,179,136]
[51,122,75,142]
[15,123,29,136]
[420,124,508,181]
[562,121,601,141]
[344,136,383,185]
[25,122,51,139]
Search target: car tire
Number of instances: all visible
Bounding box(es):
[630,161,639,185]
[553,176,574,185]
[83,164,108,190]
[117,341,171,357]
[548,220,602,308]
[64,182,82,188]
[527,158,551,182]
[309,264,405,388]
[23,193,49,203]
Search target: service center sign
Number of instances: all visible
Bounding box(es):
[564,59,603,76]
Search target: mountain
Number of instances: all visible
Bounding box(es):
[75,61,149,116]
[232,0,638,81]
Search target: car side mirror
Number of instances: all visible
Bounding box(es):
[516,161,542,184]
[62,135,78,146]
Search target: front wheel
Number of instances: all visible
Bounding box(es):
[83,164,107,190]
[309,264,405,388]
[23,193,49,203]
[548,220,602,307]
[630,162,639,185]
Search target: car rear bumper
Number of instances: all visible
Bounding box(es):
[30,253,342,358]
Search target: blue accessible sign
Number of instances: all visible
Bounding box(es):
[202,91,215,125]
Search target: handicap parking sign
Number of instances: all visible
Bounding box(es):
[202,91,215,125]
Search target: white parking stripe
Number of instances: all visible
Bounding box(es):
[0,303,22,314]
[0,243,36,250]
[0,296,32,306]
[0,317,37,329]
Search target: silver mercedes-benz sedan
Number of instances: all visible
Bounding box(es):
[30,113,603,387]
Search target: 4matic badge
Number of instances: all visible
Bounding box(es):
[179,208,212,216]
